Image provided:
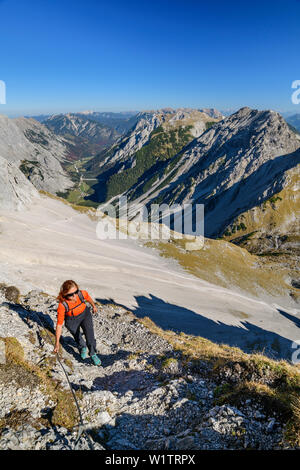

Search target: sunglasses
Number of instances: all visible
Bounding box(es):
[64,289,79,299]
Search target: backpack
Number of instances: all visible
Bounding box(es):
[62,290,85,316]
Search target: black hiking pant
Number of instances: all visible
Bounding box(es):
[64,306,97,356]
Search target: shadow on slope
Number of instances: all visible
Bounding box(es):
[96,294,296,361]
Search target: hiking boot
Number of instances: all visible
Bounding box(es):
[91,354,101,366]
[80,347,88,360]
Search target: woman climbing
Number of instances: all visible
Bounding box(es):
[53,280,101,366]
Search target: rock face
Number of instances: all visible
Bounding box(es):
[0,155,39,210]
[0,288,295,451]
[121,107,300,239]
[0,114,73,194]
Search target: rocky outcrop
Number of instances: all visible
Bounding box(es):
[0,155,39,210]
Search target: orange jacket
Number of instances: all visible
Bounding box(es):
[57,290,93,325]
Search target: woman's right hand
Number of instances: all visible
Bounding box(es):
[53,324,62,354]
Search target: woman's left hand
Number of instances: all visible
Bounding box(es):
[93,305,98,314]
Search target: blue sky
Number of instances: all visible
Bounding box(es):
[0,0,300,116]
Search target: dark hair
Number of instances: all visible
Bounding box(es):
[57,280,79,303]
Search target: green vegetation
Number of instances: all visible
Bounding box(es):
[213,383,233,398]
[55,156,100,207]
[261,195,282,211]
[57,180,94,206]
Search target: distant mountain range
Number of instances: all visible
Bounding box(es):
[84,108,221,203]
[75,111,140,134]
[75,107,299,283]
